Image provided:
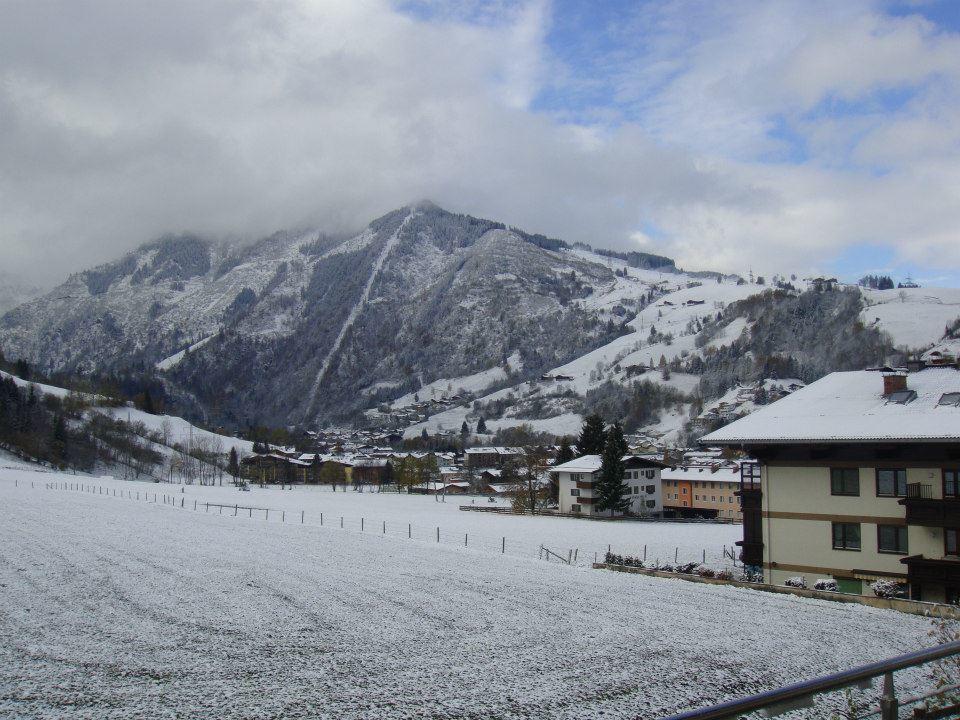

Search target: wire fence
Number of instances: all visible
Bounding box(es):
[31,478,737,572]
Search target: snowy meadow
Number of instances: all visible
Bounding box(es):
[0,466,940,719]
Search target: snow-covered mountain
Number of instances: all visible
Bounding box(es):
[0,203,677,427]
[3,202,959,439]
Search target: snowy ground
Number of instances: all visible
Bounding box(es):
[861,287,960,349]
[0,466,940,719]
[7,471,742,570]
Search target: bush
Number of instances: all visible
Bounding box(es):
[814,579,839,592]
[871,579,907,599]
[695,565,716,578]
[784,576,807,589]
[715,569,734,581]
[740,571,764,583]
[675,561,699,575]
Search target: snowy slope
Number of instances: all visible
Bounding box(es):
[861,287,960,349]
[1,370,252,455]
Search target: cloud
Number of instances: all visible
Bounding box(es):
[0,0,958,287]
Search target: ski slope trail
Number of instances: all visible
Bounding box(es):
[303,211,412,421]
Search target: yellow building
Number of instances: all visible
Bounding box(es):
[704,365,960,601]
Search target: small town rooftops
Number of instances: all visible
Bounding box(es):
[702,367,960,445]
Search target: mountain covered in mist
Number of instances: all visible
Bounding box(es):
[4,201,957,440]
[0,203,675,427]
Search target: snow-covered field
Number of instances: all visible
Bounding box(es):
[10,471,741,569]
[861,287,960,349]
[0,466,939,719]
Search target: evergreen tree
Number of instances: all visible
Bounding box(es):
[577,414,606,456]
[228,447,240,481]
[460,421,469,436]
[595,423,630,516]
[51,414,68,468]
[142,389,156,415]
[555,436,574,464]
[476,416,487,433]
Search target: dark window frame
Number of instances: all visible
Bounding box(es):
[877,524,908,555]
[944,469,960,500]
[946,528,959,557]
[831,467,860,496]
[876,468,908,498]
[832,522,861,551]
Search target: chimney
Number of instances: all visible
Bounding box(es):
[883,373,907,396]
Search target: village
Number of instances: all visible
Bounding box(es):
[239,434,748,522]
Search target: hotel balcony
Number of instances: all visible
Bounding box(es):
[899,483,960,527]
[900,554,960,587]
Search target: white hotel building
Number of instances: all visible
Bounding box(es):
[551,455,665,517]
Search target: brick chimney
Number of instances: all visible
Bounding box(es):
[883,373,907,396]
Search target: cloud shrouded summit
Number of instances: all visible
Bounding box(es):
[1,0,959,285]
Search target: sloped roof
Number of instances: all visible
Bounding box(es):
[702,367,960,445]
[550,455,602,473]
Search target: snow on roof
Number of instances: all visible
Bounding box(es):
[550,455,602,473]
[702,367,960,445]
[464,446,525,455]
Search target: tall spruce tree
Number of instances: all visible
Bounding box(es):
[228,447,240,482]
[595,422,630,516]
[555,436,575,464]
[577,414,606,456]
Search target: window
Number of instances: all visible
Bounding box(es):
[645,470,655,479]
[728,497,733,503]
[646,485,655,494]
[571,504,581,513]
[570,488,580,497]
[937,392,960,407]
[682,487,688,494]
[832,522,861,550]
[645,500,656,509]
[947,529,959,556]
[877,469,907,497]
[886,390,916,404]
[633,486,639,495]
[831,468,860,496]
[571,473,582,482]
[695,494,700,501]
[711,496,716,502]
[945,470,960,499]
[877,525,908,554]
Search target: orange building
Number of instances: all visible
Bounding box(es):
[661,464,742,521]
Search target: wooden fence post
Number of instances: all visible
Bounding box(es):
[502,537,505,554]
[436,527,440,543]
[301,511,304,524]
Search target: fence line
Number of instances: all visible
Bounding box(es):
[35,480,734,571]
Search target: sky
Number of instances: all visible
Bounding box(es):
[1,0,959,287]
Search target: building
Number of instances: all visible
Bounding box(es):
[661,464,742,520]
[551,455,665,516]
[703,365,960,601]
[350,458,393,486]
[465,446,525,470]
[241,453,310,484]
